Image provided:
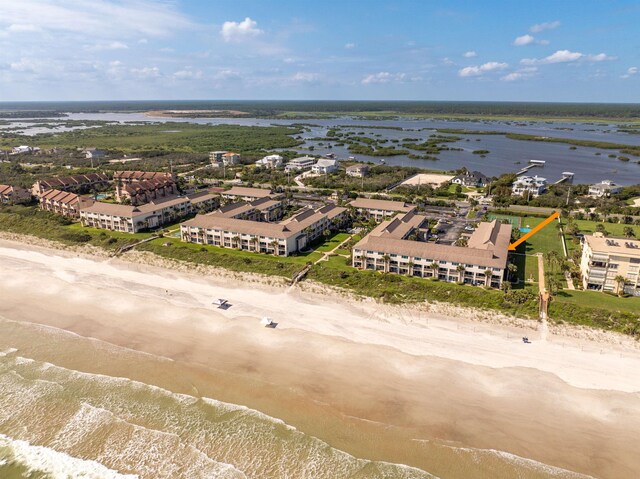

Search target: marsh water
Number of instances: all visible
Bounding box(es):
[3,111,640,185]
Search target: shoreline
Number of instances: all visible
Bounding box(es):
[2,238,640,478]
[1,231,638,352]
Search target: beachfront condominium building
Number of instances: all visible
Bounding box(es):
[113,171,177,206]
[511,175,547,198]
[39,189,96,219]
[352,214,511,288]
[221,186,274,202]
[580,233,640,295]
[181,204,347,256]
[349,198,416,222]
[0,184,32,204]
[210,197,284,223]
[80,193,218,233]
[285,156,316,172]
[588,180,623,198]
[31,173,110,197]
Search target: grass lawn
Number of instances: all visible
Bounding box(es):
[573,220,640,238]
[553,290,640,315]
[520,216,564,255]
[65,222,152,241]
[314,232,351,252]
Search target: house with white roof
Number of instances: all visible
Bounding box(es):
[588,180,623,198]
[312,159,338,174]
[255,154,283,169]
[285,156,316,172]
[512,175,547,198]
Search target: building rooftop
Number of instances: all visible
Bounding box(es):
[183,204,346,240]
[584,234,640,257]
[354,216,511,269]
[349,198,415,212]
[222,186,272,198]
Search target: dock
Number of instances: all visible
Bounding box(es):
[553,172,575,185]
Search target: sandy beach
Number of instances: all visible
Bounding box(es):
[1,238,639,478]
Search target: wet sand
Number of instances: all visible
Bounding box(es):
[1,239,639,478]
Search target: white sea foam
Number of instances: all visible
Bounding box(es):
[424,440,596,478]
[0,348,17,357]
[0,433,138,479]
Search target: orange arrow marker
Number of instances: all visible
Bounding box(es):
[508,211,560,251]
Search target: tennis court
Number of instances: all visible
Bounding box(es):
[487,213,521,228]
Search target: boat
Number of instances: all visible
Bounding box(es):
[348,156,356,160]
[380,159,386,164]
[528,159,546,165]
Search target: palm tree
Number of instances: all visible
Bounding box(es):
[270,240,280,256]
[547,277,563,296]
[382,254,391,273]
[507,263,517,281]
[484,269,494,287]
[250,237,259,252]
[430,262,439,278]
[407,261,414,276]
[232,235,241,249]
[623,226,635,238]
[456,264,466,282]
[614,275,626,296]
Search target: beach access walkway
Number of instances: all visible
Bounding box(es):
[314,234,354,265]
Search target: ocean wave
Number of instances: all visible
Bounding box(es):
[0,350,436,478]
[417,439,596,479]
[0,433,138,479]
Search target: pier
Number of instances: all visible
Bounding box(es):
[516,164,541,176]
[553,172,575,185]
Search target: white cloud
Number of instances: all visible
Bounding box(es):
[442,57,455,65]
[0,0,192,38]
[458,61,508,77]
[130,66,161,79]
[530,21,561,33]
[291,72,319,82]
[621,66,638,79]
[9,58,39,73]
[282,57,296,64]
[173,69,202,80]
[513,34,535,46]
[361,71,407,84]
[587,53,616,62]
[213,69,241,81]
[6,24,41,33]
[521,50,584,65]
[501,67,538,82]
[344,43,356,49]
[220,17,262,42]
[84,41,128,51]
[463,51,477,58]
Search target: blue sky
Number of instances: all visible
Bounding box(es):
[0,0,639,102]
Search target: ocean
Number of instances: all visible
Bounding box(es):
[0,317,595,479]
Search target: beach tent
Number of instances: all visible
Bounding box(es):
[261,317,274,326]
[212,299,228,308]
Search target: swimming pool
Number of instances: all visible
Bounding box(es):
[520,227,531,233]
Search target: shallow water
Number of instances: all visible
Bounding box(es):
[0,318,595,479]
[2,112,640,185]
